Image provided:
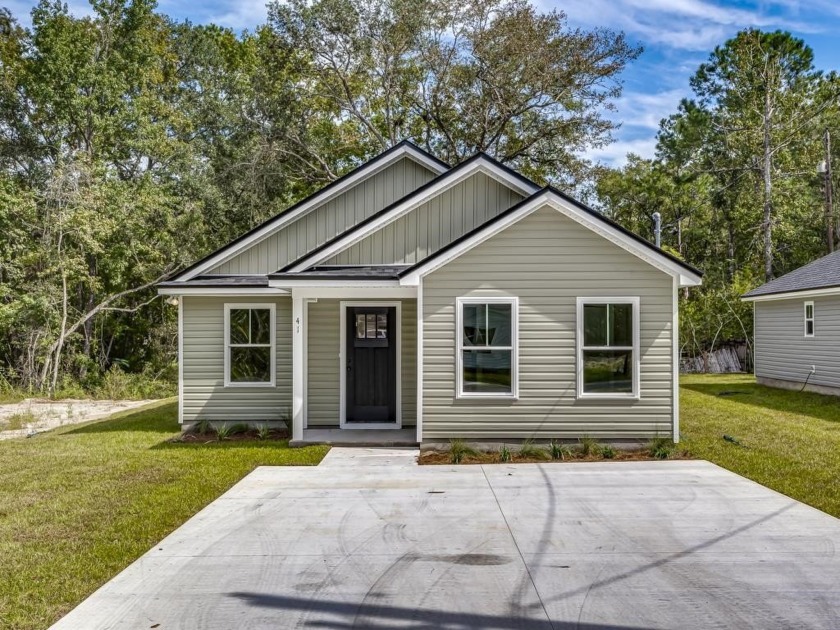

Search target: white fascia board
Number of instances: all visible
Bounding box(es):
[742,286,840,302]
[157,287,290,296]
[400,191,703,287]
[175,144,448,281]
[285,286,417,300]
[286,158,540,273]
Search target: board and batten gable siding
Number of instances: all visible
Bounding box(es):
[307,298,417,426]
[421,205,675,440]
[181,296,292,423]
[323,172,524,266]
[207,156,437,274]
[754,295,840,388]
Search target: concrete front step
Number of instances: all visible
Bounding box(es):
[290,428,418,448]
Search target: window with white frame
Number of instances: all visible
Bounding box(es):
[804,301,815,337]
[224,304,275,386]
[456,297,518,397]
[577,298,639,398]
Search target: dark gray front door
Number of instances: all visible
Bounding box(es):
[346,306,397,423]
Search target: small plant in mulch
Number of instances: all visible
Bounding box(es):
[170,422,289,444]
[498,444,512,462]
[549,440,572,461]
[449,439,478,464]
[578,435,597,457]
[648,435,674,460]
[599,444,616,459]
[518,439,549,460]
[420,439,692,465]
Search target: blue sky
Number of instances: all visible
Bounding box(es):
[6,0,840,167]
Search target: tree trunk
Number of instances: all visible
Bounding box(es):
[762,89,774,282]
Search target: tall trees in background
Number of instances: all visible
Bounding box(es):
[598,29,840,362]
[0,0,638,393]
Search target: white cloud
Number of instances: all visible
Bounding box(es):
[585,137,658,167]
[614,88,686,131]
[555,0,822,51]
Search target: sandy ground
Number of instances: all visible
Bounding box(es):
[0,399,158,440]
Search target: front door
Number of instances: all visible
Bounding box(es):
[345,306,397,424]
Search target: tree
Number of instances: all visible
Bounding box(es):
[689,29,832,281]
[267,0,641,186]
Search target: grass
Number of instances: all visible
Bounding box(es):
[680,373,840,519]
[0,400,328,629]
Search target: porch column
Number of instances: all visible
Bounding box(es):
[292,291,304,442]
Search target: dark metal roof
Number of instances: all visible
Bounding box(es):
[269,265,410,281]
[397,187,704,280]
[158,275,269,288]
[167,141,449,282]
[277,152,540,273]
[743,249,840,298]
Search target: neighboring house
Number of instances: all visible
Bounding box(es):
[158,142,703,445]
[742,250,840,395]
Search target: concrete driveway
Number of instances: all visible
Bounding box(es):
[53,451,840,629]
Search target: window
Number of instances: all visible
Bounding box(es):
[224,304,275,386]
[804,301,815,337]
[456,297,518,397]
[577,297,639,398]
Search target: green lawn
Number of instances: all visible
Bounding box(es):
[680,373,840,519]
[0,401,328,630]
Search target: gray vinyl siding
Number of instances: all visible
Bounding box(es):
[208,157,437,274]
[324,172,523,265]
[181,296,292,423]
[754,296,840,387]
[421,205,675,440]
[306,299,417,427]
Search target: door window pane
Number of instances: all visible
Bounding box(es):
[366,313,376,338]
[582,350,633,394]
[462,349,512,393]
[376,313,387,338]
[356,314,366,339]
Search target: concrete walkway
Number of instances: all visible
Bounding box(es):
[52,459,840,629]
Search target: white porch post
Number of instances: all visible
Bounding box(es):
[292,290,305,442]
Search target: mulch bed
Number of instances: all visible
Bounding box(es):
[170,428,289,444]
[419,449,691,465]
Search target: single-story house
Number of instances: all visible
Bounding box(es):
[158,142,703,445]
[742,249,840,395]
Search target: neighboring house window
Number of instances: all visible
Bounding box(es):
[577,297,640,398]
[804,301,815,337]
[456,297,518,397]
[224,304,276,386]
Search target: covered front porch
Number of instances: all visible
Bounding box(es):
[285,277,421,446]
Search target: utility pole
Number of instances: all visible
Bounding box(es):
[819,129,834,253]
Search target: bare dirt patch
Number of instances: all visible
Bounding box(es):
[0,399,158,440]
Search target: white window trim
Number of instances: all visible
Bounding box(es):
[576,297,641,400]
[455,296,519,399]
[804,300,815,338]
[224,303,277,388]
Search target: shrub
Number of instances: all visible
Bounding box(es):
[600,444,616,459]
[216,423,232,441]
[227,423,250,436]
[257,425,271,440]
[518,439,549,460]
[579,435,597,457]
[92,365,176,400]
[449,439,477,464]
[498,444,511,462]
[194,418,213,435]
[549,440,572,460]
[648,436,674,460]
